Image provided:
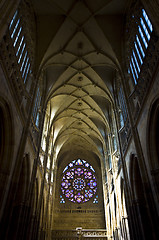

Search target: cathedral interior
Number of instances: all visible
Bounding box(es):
[0,0,159,239]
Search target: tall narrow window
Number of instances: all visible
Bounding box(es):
[9,11,32,84]
[33,87,41,128]
[128,9,153,84]
[108,155,112,169]
[118,87,128,123]
[9,11,18,30]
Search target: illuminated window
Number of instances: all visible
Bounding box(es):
[61,159,97,204]
[128,9,153,84]
[9,11,32,83]
[118,87,128,123]
[51,172,53,183]
[108,155,112,169]
[50,186,53,195]
[93,195,98,204]
[33,86,41,127]
[46,172,49,182]
[60,195,65,203]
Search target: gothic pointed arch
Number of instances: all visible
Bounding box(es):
[0,96,14,221]
[147,98,159,191]
[129,153,156,240]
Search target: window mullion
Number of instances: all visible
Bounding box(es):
[9,11,18,30]
[134,42,143,65]
[131,56,138,81]
[140,18,150,41]
[24,63,31,84]
[130,62,137,85]
[20,51,27,72]
[142,9,153,32]
[22,57,29,78]
[13,26,22,47]
[142,16,152,36]
[18,42,26,63]
[11,19,20,39]
[136,35,145,58]
[138,26,148,49]
[139,25,148,48]
[16,35,24,56]
[19,48,27,69]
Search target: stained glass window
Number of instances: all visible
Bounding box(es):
[93,195,98,204]
[60,195,65,203]
[128,9,153,85]
[63,158,95,173]
[9,11,32,83]
[61,159,97,203]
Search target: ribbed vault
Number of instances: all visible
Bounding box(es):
[33,0,127,162]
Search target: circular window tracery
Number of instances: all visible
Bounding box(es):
[61,159,97,203]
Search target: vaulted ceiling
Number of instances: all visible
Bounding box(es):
[32,0,129,161]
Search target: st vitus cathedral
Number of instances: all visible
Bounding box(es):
[0,0,159,239]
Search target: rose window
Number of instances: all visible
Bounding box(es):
[61,159,97,203]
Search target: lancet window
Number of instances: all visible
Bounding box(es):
[128,9,153,84]
[9,10,32,84]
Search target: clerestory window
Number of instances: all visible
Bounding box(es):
[9,10,32,84]
[128,9,153,85]
[118,87,128,127]
[33,86,41,127]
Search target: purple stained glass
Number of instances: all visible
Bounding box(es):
[85,163,89,167]
[61,165,97,203]
[88,179,97,189]
[69,163,73,167]
[65,189,74,198]
[73,178,85,190]
[63,159,95,174]
[66,171,74,179]
[84,171,92,179]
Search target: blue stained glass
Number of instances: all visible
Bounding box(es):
[16,36,24,56]
[128,9,153,85]
[140,18,150,41]
[130,62,137,84]
[11,19,20,39]
[136,35,145,58]
[9,11,18,30]
[138,26,148,49]
[142,9,153,32]
[24,62,30,83]
[60,195,65,203]
[20,51,27,72]
[73,178,85,190]
[133,51,140,73]
[13,27,22,47]
[131,56,138,79]
[18,42,26,63]
[134,42,143,65]
[93,195,98,204]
